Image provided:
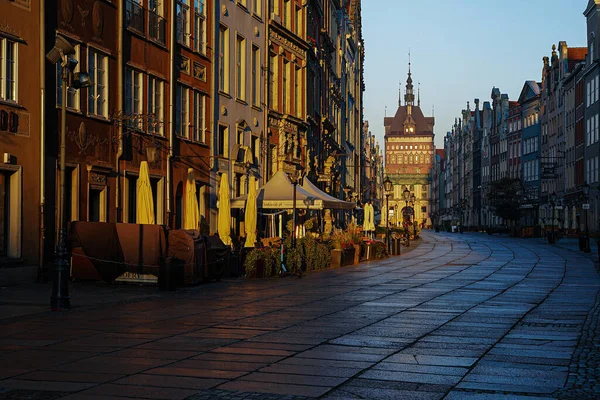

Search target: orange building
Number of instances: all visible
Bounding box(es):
[384,63,435,227]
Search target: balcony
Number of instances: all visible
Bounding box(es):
[148,10,166,45]
[126,0,145,34]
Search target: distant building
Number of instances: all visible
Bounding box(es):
[384,63,435,227]
[517,81,541,227]
[584,0,600,233]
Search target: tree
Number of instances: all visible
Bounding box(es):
[488,178,523,224]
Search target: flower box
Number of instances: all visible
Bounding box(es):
[330,248,355,268]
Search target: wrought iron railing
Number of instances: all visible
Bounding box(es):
[126,0,145,33]
[148,10,166,45]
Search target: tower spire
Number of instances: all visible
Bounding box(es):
[418,82,421,108]
[398,81,402,107]
[404,52,415,110]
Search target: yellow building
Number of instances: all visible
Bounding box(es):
[384,63,435,228]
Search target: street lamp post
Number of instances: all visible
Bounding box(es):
[583,184,590,253]
[384,177,393,254]
[403,188,411,246]
[410,194,416,238]
[46,34,93,311]
[290,167,305,250]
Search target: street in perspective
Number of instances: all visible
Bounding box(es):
[2,0,600,399]
[1,232,600,399]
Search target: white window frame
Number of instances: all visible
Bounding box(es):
[176,83,190,138]
[194,0,206,53]
[219,25,229,93]
[251,44,260,107]
[176,0,191,47]
[0,38,18,103]
[193,90,205,143]
[87,48,109,118]
[124,67,144,129]
[148,75,164,136]
[236,34,246,101]
[253,0,262,17]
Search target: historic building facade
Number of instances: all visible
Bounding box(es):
[266,0,308,179]
[584,0,600,233]
[0,0,42,281]
[384,65,435,228]
[212,0,266,234]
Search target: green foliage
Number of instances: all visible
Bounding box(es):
[489,178,524,223]
[298,235,330,271]
[244,247,281,278]
[330,230,354,250]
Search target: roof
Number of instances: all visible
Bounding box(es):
[568,47,588,61]
[384,104,435,136]
[436,149,444,159]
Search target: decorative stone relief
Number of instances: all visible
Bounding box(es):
[92,1,104,39]
[193,62,206,82]
[77,4,90,27]
[253,117,259,127]
[61,0,74,24]
[179,56,190,75]
[90,173,107,185]
[221,106,227,116]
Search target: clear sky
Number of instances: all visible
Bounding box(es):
[362,0,587,150]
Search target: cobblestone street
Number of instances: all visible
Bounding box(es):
[1,232,599,399]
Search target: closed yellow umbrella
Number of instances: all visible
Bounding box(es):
[218,173,232,245]
[184,168,199,230]
[244,176,257,248]
[136,161,155,224]
[380,203,387,227]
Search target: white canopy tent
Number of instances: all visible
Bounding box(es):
[231,171,355,210]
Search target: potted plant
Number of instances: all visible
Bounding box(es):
[330,230,355,268]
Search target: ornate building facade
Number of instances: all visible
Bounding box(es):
[384,64,435,228]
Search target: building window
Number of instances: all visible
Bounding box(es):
[193,91,205,142]
[253,0,262,17]
[193,0,206,53]
[175,84,190,138]
[295,5,303,38]
[0,38,17,102]
[148,0,166,45]
[57,44,80,110]
[282,59,289,113]
[124,67,143,129]
[148,76,164,135]
[126,0,145,33]
[251,45,260,107]
[218,124,228,157]
[176,0,191,47]
[295,65,301,117]
[238,0,247,8]
[269,0,278,15]
[283,0,291,29]
[219,25,229,93]
[251,135,259,164]
[236,35,246,101]
[268,52,277,109]
[87,49,108,118]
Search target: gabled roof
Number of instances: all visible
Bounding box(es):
[384,105,434,136]
[518,81,541,104]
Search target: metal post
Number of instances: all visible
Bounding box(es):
[292,181,297,249]
[386,194,390,254]
[552,202,555,244]
[405,200,410,246]
[585,207,590,253]
[51,68,70,310]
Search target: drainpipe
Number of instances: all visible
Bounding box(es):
[167,0,175,225]
[115,0,124,222]
[38,0,46,280]
[263,4,269,183]
[209,0,217,233]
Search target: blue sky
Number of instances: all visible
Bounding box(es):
[362,0,587,149]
